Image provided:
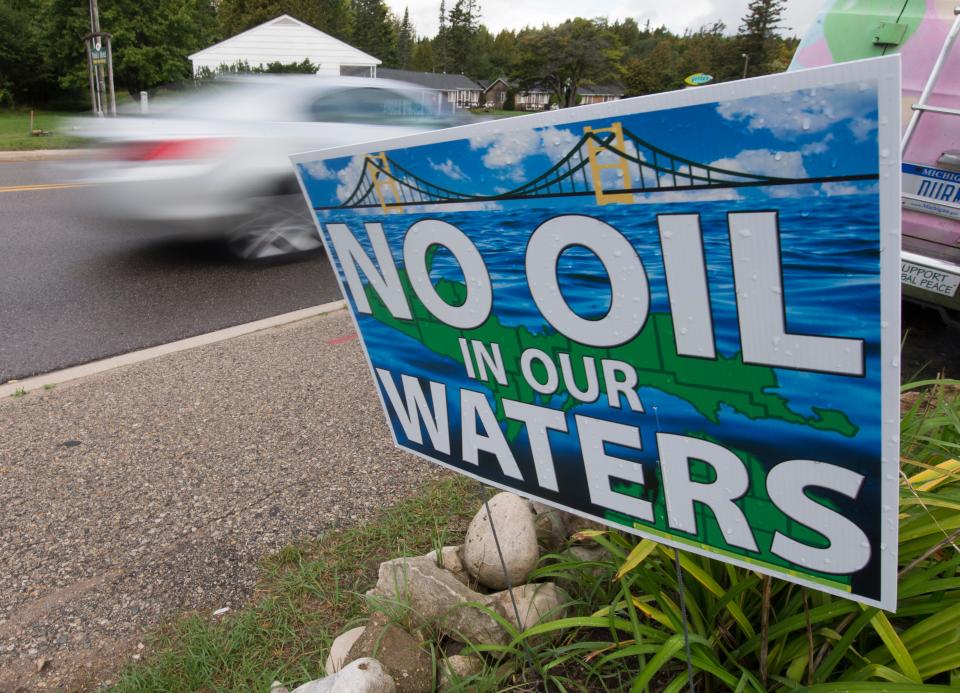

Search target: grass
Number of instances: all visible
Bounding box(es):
[109,475,484,692]
[10,388,26,398]
[503,378,960,692]
[0,109,85,151]
[470,108,526,118]
[110,379,960,691]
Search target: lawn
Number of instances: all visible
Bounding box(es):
[109,475,485,692]
[107,377,960,692]
[469,108,525,118]
[0,110,86,151]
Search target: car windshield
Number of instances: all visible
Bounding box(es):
[309,87,442,125]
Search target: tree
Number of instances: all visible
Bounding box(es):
[410,37,435,72]
[217,0,283,36]
[468,25,494,80]
[395,7,415,69]
[489,29,517,78]
[623,36,680,96]
[350,0,397,64]
[738,0,786,77]
[445,0,481,75]
[435,0,448,71]
[514,19,621,108]
[0,0,60,106]
[294,0,354,42]
[39,0,222,97]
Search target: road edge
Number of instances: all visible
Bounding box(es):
[1,300,346,398]
[0,149,92,163]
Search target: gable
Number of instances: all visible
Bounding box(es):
[189,14,380,66]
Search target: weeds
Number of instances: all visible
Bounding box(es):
[501,378,960,691]
[110,476,482,692]
[111,380,960,691]
[10,387,25,398]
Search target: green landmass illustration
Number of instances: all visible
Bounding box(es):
[360,269,860,588]
[362,272,858,441]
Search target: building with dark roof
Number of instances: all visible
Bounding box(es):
[375,68,484,109]
[479,78,623,112]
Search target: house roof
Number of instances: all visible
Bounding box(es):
[577,83,625,96]
[377,68,483,91]
[480,77,623,97]
[188,15,380,67]
[481,77,513,92]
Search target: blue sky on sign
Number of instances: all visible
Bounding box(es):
[298,81,879,208]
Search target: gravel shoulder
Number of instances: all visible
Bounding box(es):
[0,309,444,691]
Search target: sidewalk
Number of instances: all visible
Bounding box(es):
[0,308,446,691]
[0,149,91,163]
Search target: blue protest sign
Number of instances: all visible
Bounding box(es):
[292,57,901,610]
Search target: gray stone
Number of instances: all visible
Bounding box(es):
[345,614,432,693]
[290,658,396,692]
[531,502,567,551]
[561,512,605,542]
[424,546,472,587]
[366,555,509,645]
[438,654,484,691]
[462,493,539,590]
[487,582,569,633]
[325,626,365,675]
[566,544,610,564]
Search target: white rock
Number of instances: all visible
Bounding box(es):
[424,546,471,586]
[487,582,569,633]
[291,657,395,693]
[531,502,567,551]
[462,493,539,590]
[367,555,509,645]
[438,654,484,690]
[325,626,365,675]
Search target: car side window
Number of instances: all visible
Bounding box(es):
[309,88,432,124]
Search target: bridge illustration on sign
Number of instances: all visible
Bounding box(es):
[320,121,878,212]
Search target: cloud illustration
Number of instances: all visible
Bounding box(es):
[716,87,877,140]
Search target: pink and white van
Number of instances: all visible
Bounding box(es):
[792,0,960,322]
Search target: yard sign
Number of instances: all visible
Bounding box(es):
[292,57,901,610]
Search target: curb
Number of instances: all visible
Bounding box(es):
[1,300,346,398]
[0,149,92,163]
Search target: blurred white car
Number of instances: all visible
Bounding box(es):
[69,76,466,258]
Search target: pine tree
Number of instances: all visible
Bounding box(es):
[435,0,448,72]
[738,0,785,76]
[446,0,480,75]
[410,37,435,72]
[396,7,415,69]
[351,0,397,64]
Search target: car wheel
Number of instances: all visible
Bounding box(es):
[227,194,322,260]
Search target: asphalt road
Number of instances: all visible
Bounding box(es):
[0,161,342,383]
[1,159,958,383]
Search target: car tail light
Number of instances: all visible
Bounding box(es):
[109,138,229,161]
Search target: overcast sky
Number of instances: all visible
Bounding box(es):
[387,0,825,40]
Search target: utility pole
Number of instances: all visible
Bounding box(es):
[741,52,751,79]
[86,0,116,116]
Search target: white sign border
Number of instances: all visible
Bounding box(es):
[293,56,902,611]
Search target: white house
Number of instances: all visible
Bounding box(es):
[188,15,381,77]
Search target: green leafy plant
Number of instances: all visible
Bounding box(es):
[10,387,26,398]
[504,378,960,691]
